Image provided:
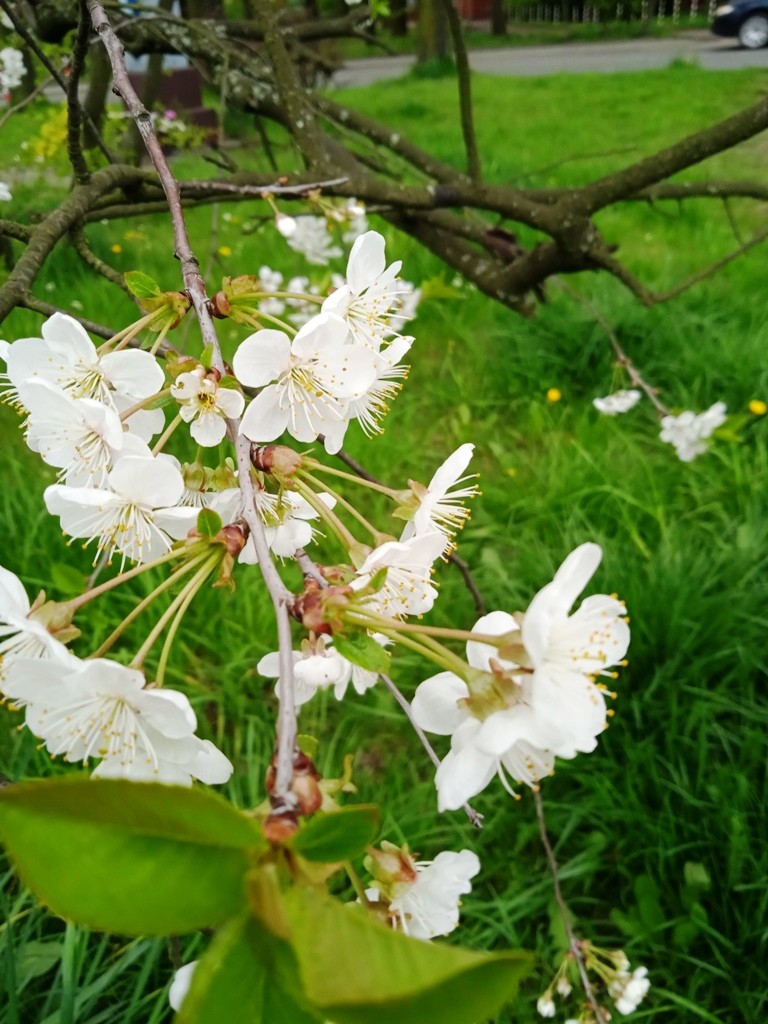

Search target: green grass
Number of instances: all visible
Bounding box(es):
[1,66,768,1022]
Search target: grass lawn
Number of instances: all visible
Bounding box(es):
[1,65,767,1023]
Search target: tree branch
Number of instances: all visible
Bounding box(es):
[436,0,482,182]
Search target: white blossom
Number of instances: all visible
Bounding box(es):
[5,657,233,785]
[44,455,198,566]
[322,230,414,351]
[169,961,199,1012]
[350,532,445,619]
[278,215,342,265]
[371,849,480,941]
[0,181,11,202]
[171,365,244,447]
[233,316,377,453]
[337,335,413,444]
[659,401,727,461]
[609,965,650,1015]
[536,995,556,1018]
[0,567,75,690]
[593,388,642,416]
[0,47,25,93]
[399,443,478,551]
[258,640,352,706]
[4,313,164,405]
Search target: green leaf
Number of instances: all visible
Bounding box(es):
[333,633,390,674]
[289,805,380,863]
[419,275,462,301]
[196,508,223,539]
[124,270,161,299]
[177,915,322,1024]
[49,562,87,597]
[200,343,214,370]
[0,778,265,935]
[283,885,532,1024]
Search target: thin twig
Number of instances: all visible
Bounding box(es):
[88,0,299,813]
[534,790,607,1024]
[19,294,116,340]
[379,673,483,829]
[0,75,54,131]
[436,0,482,182]
[67,0,92,183]
[554,279,670,417]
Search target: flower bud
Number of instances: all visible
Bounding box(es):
[250,444,303,478]
[262,811,299,844]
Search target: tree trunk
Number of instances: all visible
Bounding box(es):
[82,42,112,149]
[491,0,509,35]
[417,0,451,63]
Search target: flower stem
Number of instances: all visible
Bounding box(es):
[87,553,210,659]
[354,619,469,679]
[292,477,360,552]
[299,471,381,540]
[130,556,217,671]
[151,412,183,454]
[304,459,397,498]
[66,545,188,612]
[154,559,215,686]
[118,387,171,422]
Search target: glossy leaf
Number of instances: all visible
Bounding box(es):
[177,915,322,1024]
[284,885,532,1024]
[124,270,161,299]
[196,508,223,539]
[289,805,380,863]
[333,632,391,674]
[0,778,264,935]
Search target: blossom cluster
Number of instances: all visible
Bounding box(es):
[0,46,24,96]
[412,543,629,811]
[659,401,727,461]
[0,567,232,784]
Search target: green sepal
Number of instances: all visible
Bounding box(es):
[288,805,380,863]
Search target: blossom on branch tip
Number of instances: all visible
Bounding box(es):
[659,401,727,461]
[366,844,480,940]
[592,389,641,416]
[277,215,342,265]
[5,657,233,785]
[350,531,445,619]
[0,567,76,691]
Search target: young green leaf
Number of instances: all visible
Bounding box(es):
[333,633,391,674]
[124,270,162,299]
[196,508,223,539]
[288,805,380,863]
[0,778,265,935]
[283,885,533,1024]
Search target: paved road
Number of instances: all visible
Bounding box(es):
[330,31,768,87]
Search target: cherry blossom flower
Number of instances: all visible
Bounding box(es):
[237,489,336,561]
[22,379,125,486]
[233,316,377,453]
[4,312,164,405]
[258,638,352,706]
[609,965,650,1014]
[5,657,232,785]
[367,847,480,940]
[0,182,11,202]
[0,47,25,93]
[659,401,727,461]
[592,389,642,415]
[412,611,556,811]
[399,443,478,551]
[277,215,342,265]
[521,542,629,758]
[350,532,446,619]
[0,567,75,690]
[44,455,198,566]
[322,231,413,350]
[170,365,244,446]
[335,336,413,445]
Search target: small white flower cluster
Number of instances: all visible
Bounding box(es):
[593,389,641,416]
[234,231,415,454]
[539,945,650,1020]
[0,567,232,785]
[609,964,650,1015]
[412,543,629,811]
[275,198,369,266]
[659,401,727,461]
[0,46,24,94]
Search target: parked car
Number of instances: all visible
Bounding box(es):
[712,0,768,48]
